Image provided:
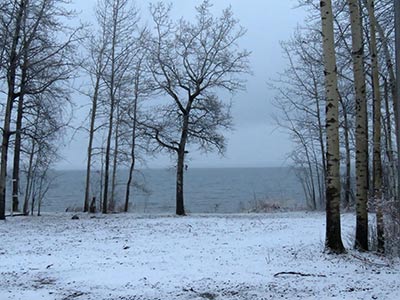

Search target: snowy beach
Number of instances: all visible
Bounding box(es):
[1,212,399,300]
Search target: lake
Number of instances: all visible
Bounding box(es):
[7,167,306,213]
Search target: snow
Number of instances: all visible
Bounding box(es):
[1,212,399,300]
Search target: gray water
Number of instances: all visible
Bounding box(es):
[9,167,306,213]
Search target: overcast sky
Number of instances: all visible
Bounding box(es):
[57,0,307,170]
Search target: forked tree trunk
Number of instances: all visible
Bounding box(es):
[347,0,369,251]
[366,0,384,253]
[319,0,345,253]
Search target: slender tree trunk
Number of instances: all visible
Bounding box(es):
[383,79,395,199]
[315,91,326,208]
[12,32,29,213]
[23,138,35,215]
[366,0,384,253]
[320,0,345,253]
[395,0,400,211]
[124,77,139,213]
[124,152,135,212]
[339,96,352,210]
[84,75,101,212]
[110,105,120,212]
[103,102,115,214]
[12,95,24,213]
[102,1,119,214]
[99,148,104,211]
[0,0,26,220]
[347,0,369,251]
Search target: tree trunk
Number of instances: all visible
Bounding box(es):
[110,105,120,212]
[12,93,24,213]
[102,1,119,214]
[12,21,30,213]
[176,148,186,216]
[339,96,352,210]
[320,0,345,253]
[176,114,189,216]
[23,138,36,215]
[84,75,100,212]
[314,89,326,208]
[395,0,400,211]
[347,0,369,251]
[124,76,139,213]
[383,79,395,199]
[366,0,384,253]
[102,100,114,214]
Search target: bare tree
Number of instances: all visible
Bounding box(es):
[0,0,26,220]
[146,0,250,215]
[83,3,110,212]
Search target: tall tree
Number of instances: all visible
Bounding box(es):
[146,0,250,215]
[320,0,345,253]
[83,3,110,212]
[347,0,369,251]
[365,0,385,253]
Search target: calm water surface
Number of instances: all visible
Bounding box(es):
[8,167,305,213]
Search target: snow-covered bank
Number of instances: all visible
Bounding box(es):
[1,212,399,300]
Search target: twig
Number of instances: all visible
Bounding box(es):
[350,254,390,268]
[274,271,326,278]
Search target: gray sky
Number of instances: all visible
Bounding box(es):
[58,0,307,169]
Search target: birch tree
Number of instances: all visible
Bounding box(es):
[320,0,345,253]
[347,0,369,251]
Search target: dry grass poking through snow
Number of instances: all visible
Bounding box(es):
[0,212,400,300]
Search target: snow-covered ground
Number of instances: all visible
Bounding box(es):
[1,212,399,300]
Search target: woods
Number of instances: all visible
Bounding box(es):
[274,0,400,254]
[1,0,400,299]
[0,0,399,257]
